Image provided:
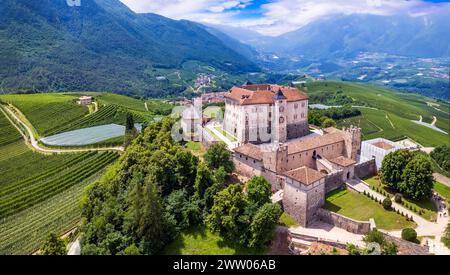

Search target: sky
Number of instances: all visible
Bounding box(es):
[119,0,450,36]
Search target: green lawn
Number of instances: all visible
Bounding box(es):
[278,212,299,228]
[161,226,267,255]
[214,126,237,142]
[324,189,416,230]
[185,141,206,157]
[364,176,438,221]
[434,181,450,201]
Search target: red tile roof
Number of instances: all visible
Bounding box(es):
[234,143,263,161]
[284,166,326,185]
[328,156,356,167]
[287,130,345,155]
[224,84,308,105]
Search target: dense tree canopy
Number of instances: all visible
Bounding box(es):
[430,145,450,171]
[399,154,434,200]
[380,149,414,189]
[41,233,66,255]
[207,177,281,247]
[246,176,272,209]
[204,142,234,173]
[80,117,271,255]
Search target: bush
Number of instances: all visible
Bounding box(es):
[401,228,417,242]
[394,193,402,203]
[382,198,392,210]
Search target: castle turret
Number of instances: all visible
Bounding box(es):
[342,125,361,160]
[273,89,287,143]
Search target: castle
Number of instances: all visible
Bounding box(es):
[223,84,374,227]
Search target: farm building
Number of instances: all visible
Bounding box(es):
[78,96,92,106]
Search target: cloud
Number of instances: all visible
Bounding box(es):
[119,0,450,36]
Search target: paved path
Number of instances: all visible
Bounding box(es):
[205,122,238,150]
[1,105,124,154]
[347,178,450,254]
[67,239,81,255]
[434,173,450,187]
[290,221,366,248]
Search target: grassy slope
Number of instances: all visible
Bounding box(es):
[305,81,449,147]
[0,94,88,137]
[364,176,438,221]
[324,189,416,230]
[0,109,119,254]
[161,226,267,255]
[0,92,174,139]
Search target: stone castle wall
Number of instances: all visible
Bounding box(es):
[355,158,377,179]
[324,171,344,193]
[316,208,371,234]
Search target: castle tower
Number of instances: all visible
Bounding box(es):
[343,125,362,160]
[273,89,287,143]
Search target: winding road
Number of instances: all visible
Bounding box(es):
[1,104,124,154]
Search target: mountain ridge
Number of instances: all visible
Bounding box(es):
[0,0,259,96]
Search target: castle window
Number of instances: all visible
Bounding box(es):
[302,102,305,107]
[294,103,298,109]
[294,114,298,120]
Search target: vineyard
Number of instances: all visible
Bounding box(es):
[0,94,88,137]
[306,81,449,147]
[0,151,119,219]
[0,108,21,146]
[0,171,104,255]
[51,104,131,134]
[0,106,121,254]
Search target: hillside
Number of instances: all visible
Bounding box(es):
[0,108,120,254]
[0,0,258,96]
[0,92,172,139]
[304,81,449,147]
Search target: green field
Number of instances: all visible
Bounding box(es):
[364,176,438,221]
[306,81,449,147]
[161,227,267,255]
[324,189,416,230]
[0,93,174,140]
[0,108,120,254]
[0,94,88,137]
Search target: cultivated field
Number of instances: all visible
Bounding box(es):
[306,81,449,147]
[0,107,120,254]
[0,94,88,137]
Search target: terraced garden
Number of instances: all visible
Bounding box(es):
[306,81,449,147]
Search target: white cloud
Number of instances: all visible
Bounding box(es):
[119,0,450,36]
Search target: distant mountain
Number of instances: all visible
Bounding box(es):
[268,12,450,59]
[0,0,258,96]
[199,24,259,60]
[213,11,450,59]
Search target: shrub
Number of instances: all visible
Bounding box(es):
[401,228,417,242]
[394,193,402,204]
[382,198,392,210]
